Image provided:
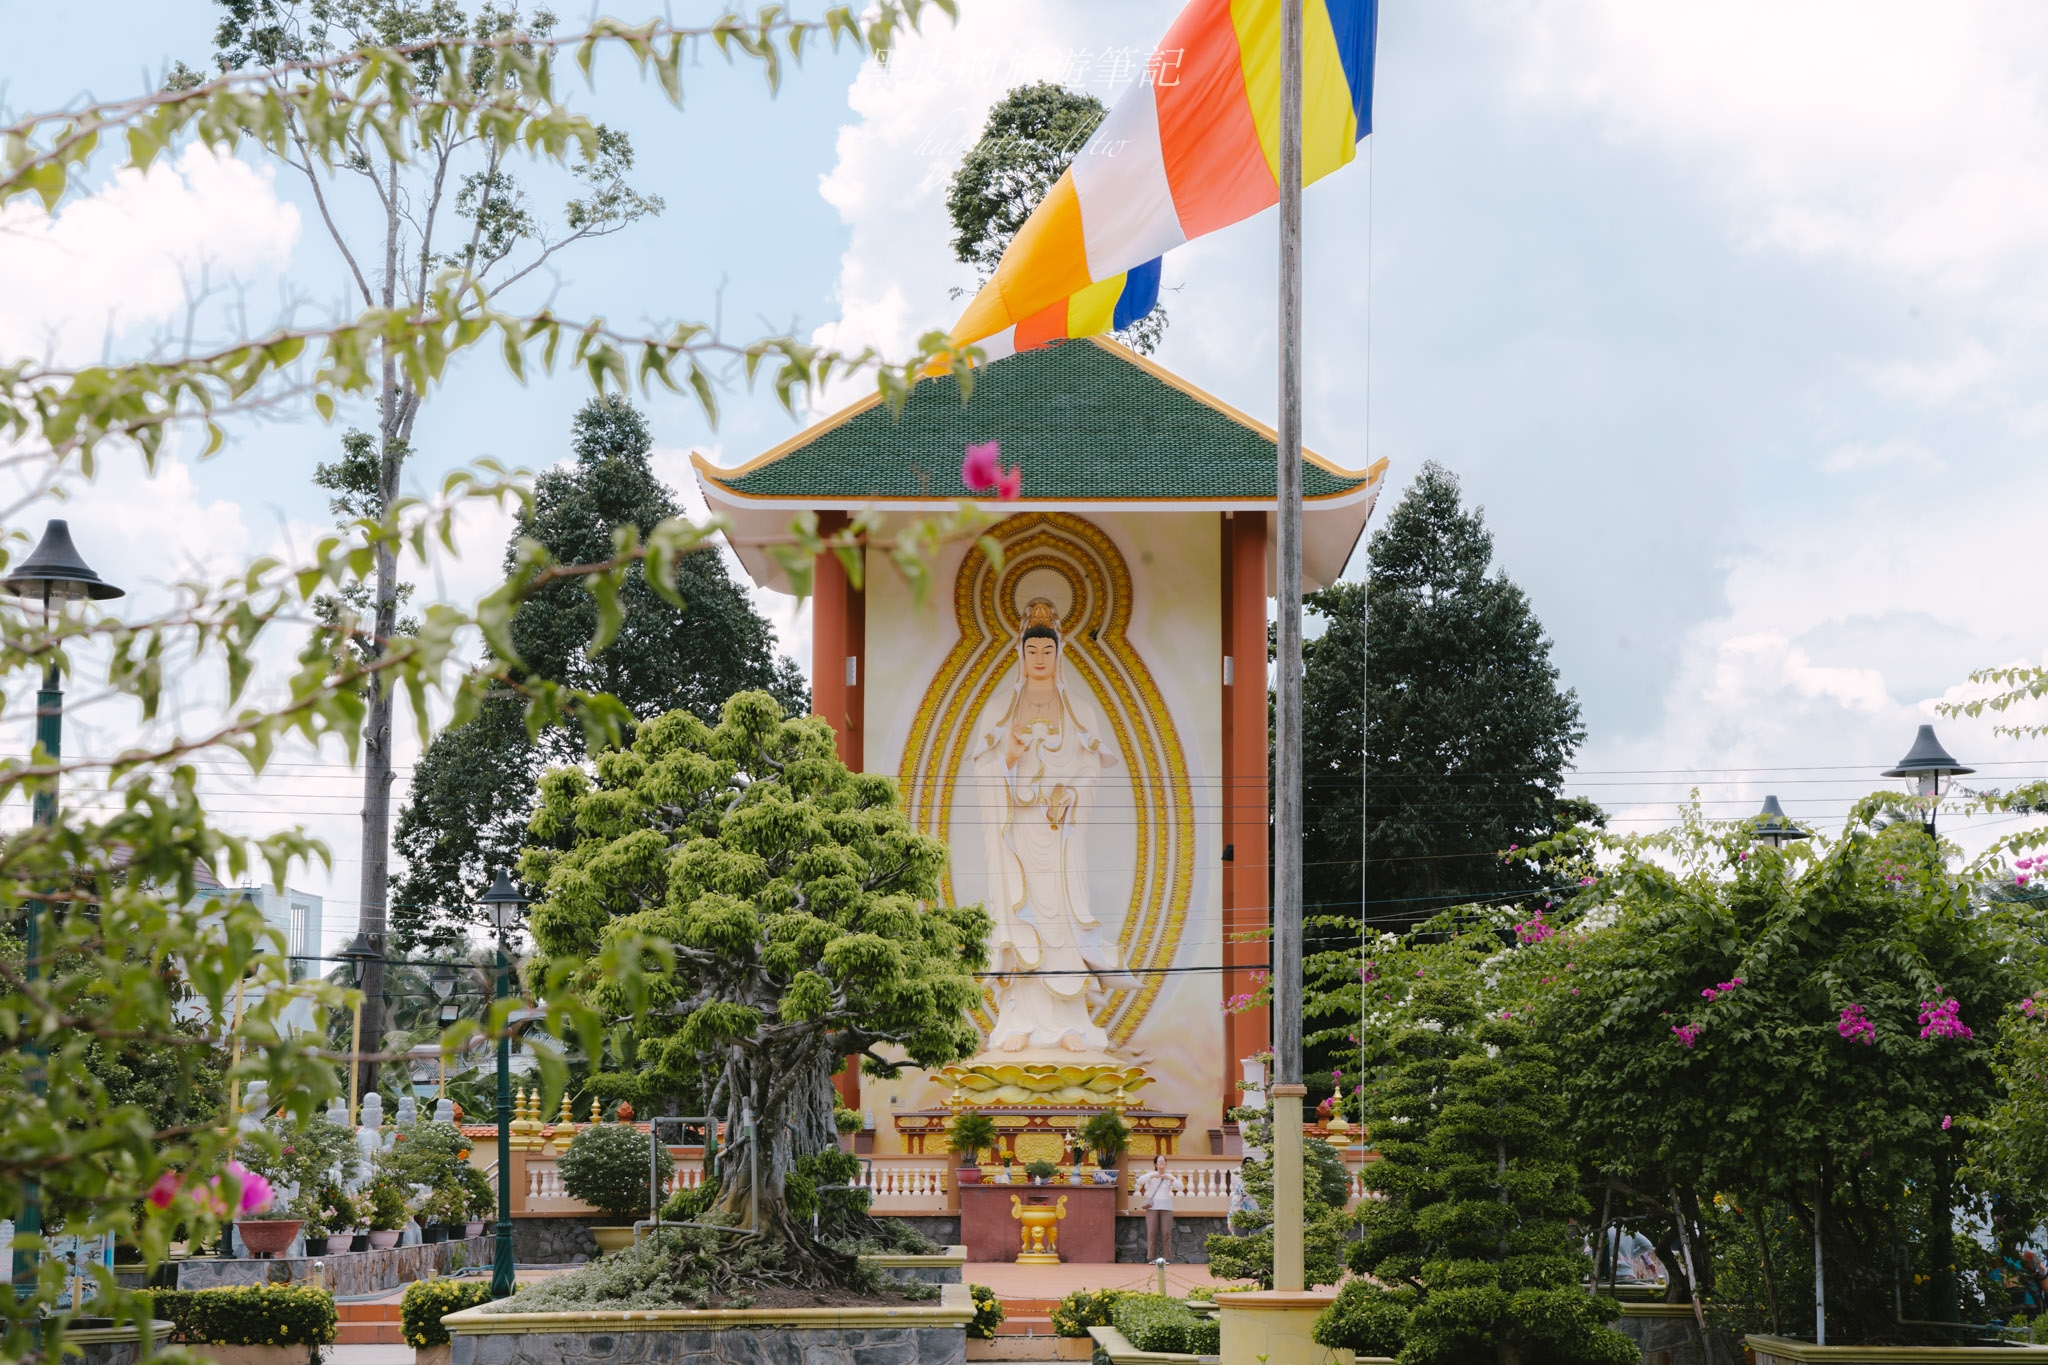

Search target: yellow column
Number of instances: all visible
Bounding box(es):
[1272,1083,1306,1291]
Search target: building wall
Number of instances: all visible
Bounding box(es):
[860,511,1226,1144]
[196,885,324,1036]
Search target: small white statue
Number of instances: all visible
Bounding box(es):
[325,1098,350,1127]
[395,1094,418,1126]
[433,1098,455,1123]
[237,1081,269,1131]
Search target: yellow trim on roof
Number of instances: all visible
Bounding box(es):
[693,336,1383,495]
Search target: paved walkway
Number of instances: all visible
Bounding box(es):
[966,1261,1246,1298]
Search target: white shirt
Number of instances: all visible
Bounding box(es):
[1138,1170,1176,1212]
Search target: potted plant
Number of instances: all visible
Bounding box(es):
[948,1110,997,1186]
[557,1120,670,1254]
[422,1183,466,1242]
[833,1106,863,1154]
[366,1175,410,1249]
[459,1164,494,1238]
[294,1191,332,1256]
[317,1184,359,1256]
[1023,1159,1059,1187]
[1078,1110,1130,1175]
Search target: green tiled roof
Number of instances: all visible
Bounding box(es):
[708,338,1372,501]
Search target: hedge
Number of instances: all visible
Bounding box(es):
[967,1283,1005,1341]
[1109,1294,1219,1356]
[149,1285,338,1348]
[1052,1287,1124,1337]
[400,1277,499,1348]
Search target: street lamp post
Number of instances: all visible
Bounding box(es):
[337,932,380,1124]
[2,519,125,1297]
[1881,725,1972,1325]
[431,964,458,1122]
[1751,795,1810,850]
[1882,724,1974,838]
[479,870,529,1300]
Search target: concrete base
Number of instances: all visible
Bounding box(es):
[1213,1289,1351,1365]
[865,1246,967,1284]
[1746,1337,2048,1363]
[968,1338,1094,1360]
[444,1282,976,1365]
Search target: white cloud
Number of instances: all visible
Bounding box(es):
[1870,341,2003,405]
[1819,438,1942,474]
[1500,1,2048,300]
[0,144,300,361]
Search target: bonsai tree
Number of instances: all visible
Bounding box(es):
[558,1121,670,1225]
[523,692,990,1284]
[1205,1107,1351,1288]
[1023,1159,1059,1184]
[366,1177,411,1233]
[949,1111,998,1166]
[1078,1111,1130,1167]
[1324,963,1636,1365]
[458,1165,495,1222]
[834,1107,864,1136]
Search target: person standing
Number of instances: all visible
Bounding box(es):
[1138,1154,1177,1262]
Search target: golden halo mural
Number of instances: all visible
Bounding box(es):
[898,512,1194,1048]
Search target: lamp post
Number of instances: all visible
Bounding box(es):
[2,519,124,1295]
[1751,795,1810,850]
[1882,724,1974,838]
[480,869,529,1299]
[337,931,380,1123]
[431,964,459,1121]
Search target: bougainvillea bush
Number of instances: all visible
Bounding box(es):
[1516,799,2026,1344]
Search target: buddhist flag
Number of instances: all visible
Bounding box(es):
[951,0,1379,362]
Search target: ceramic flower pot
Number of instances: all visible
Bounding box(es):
[423,1222,448,1244]
[368,1229,402,1249]
[302,1235,331,1256]
[590,1226,638,1255]
[956,1163,982,1185]
[235,1219,302,1258]
[464,1220,486,1239]
[349,1231,371,1252]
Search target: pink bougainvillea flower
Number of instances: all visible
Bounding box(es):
[961,441,1001,490]
[1919,998,1974,1041]
[995,465,1023,501]
[1838,1003,1876,1045]
[1671,1023,1703,1048]
[147,1170,181,1210]
[1942,1115,1953,1130]
[218,1160,272,1215]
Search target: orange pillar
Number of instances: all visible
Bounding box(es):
[1220,512,1272,1122]
[813,511,867,1110]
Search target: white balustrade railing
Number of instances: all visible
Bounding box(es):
[856,1162,951,1211]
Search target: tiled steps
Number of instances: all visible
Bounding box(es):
[336,1299,406,1345]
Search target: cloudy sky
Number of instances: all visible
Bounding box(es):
[5,0,2047,953]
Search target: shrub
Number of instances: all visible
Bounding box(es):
[151,1285,338,1348]
[948,1110,997,1161]
[834,1106,864,1135]
[1110,1294,1217,1355]
[1312,1280,1412,1358]
[1078,1111,1129,1166]
[1023,1159,1059,1182]
[401,1277,498,1348]
[366,1175,411,1232]
[1051,1287,1124,1337]
[460,1163,496,1219]
[558,1121,667,1222]
[969,1283,1005,1340]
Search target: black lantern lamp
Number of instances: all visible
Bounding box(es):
[1883,724,1973,837]
[477,870,530,1298]
[431,962,459,1025]
[1752,795,1810,850]
[1,519,123,1295]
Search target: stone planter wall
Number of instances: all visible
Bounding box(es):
[1746,1337,2048,1363]
[187,1346,322,1365]
[862,1246,966,1285]
[69,1320,175,1365]
[169,1234,488,1296]
[1114,1216,1226,1264]
[511,1214,601,1265]
[443,1281,975,1365]
[893,1216,962,1247]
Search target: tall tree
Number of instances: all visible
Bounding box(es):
[1301,462,1588,939]
[391,396,805,951]
[945,82,1167,354]
[203,0,663,1087]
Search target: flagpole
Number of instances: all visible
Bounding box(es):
[1271,0,1308,1296]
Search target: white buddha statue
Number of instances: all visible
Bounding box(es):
[968,598,1141,1058]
